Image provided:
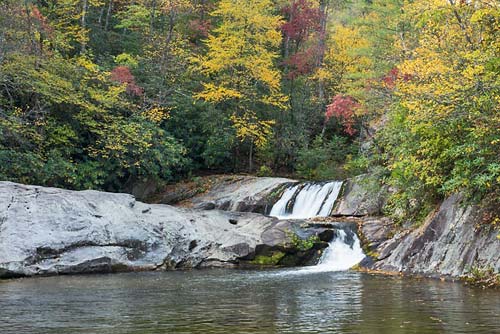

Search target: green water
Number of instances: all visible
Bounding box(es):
[0,269,499,334]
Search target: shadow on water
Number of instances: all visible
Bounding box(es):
[0,269,499,334]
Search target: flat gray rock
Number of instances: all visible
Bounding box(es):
[0,182,321,279]
[187,176,295,213]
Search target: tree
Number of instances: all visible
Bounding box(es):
[195,0,287,171]
[381,0,500,216]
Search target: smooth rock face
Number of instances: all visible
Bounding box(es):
[0,182,322,279]
[359,194,500,278]
[184,176,296,213]
[333,175,388,216]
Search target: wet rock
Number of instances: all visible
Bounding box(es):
[0,182,329,279]
[169,175,295,213]
[359,194,500,278]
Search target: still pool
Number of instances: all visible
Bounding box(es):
[0,269,499,334]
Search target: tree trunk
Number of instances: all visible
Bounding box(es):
[98,4,104,27]
[317,0,330,103]
[105,0,113,31]
[150,0,157,37]
[80,0,88,54]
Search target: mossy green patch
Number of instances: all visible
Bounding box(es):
[250,251,285,265]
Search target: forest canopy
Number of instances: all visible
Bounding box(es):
[0,0,498,218]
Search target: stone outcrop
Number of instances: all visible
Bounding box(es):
[333,174,389,216]
[358,194,500,279]
[165,175,296,213]
[0,182,328,279]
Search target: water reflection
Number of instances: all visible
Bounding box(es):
[0,270,498,334]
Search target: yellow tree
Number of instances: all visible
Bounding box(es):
[194,0,287,171]
[316,24,372,102]
[385,0,500,211]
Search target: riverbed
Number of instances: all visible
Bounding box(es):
[1,269,499,334]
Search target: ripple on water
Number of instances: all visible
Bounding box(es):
[0,270,499,334]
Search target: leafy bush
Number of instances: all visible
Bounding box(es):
[463,266,500,289]
[257,165,273,177]
[287,231,320,251]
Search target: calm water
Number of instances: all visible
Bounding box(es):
[0,269,499,334]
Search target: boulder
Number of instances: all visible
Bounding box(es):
[359,194,500,278]
[178,175,296,213]
[333,174,389,216]
[0,182,328,279]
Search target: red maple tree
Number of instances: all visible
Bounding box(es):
[281,0,324,78]
[282,0,322,43]
[110,66,143,96]
[325,95,360,136]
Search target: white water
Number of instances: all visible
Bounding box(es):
[264,230,367,276]
[269,180,365,272]
[318,181,343,216]
[314,230,366,272]
[270,181,343,219]
[269,185,300,217]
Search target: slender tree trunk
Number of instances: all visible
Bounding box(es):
[317,0,330,103]
[447,0,474,48]
[283,0,295,59]
[150,0,157,37]
[105,0,113,31]
[80,0,88,54]
[23,1,36,56]
[98,4,104,27]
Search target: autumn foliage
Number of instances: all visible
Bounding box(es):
[281,0,324,78]
[281,0,322,42]
[325,95,360,136]
[110,66,143,96]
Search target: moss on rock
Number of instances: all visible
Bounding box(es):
[250,251,286,265]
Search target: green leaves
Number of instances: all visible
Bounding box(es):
[380,0,500,219]
[0,52,186,190]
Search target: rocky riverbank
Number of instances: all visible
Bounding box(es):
[0,181,331,279]
[1,175,498,283]
[357,194,500,281]
[158,175,499,282]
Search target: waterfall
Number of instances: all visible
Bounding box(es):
[269,181,343,219]
[269,185,300,218]
[269,180,365,272]
[315,229,365,272]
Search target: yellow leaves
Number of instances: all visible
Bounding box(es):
[260,94,289,110]
[317,24,373,101]
[160,0,193,15]
[196,0,285,110]
[142,106,171,123]
[195,83,243,103]
[75,56,99,72]
[230,112,275,148]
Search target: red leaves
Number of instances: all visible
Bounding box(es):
[281,0,324,78]
[281,0,322,42]
[325,95,360,136]
[285,46,322,79]
[30,5,53,35]
[382,67,412,89]
[110,66,143,96]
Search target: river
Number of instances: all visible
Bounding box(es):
[1,269,499,334]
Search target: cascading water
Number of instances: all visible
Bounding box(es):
[314,229,366,272]
[269,181,365,272]
[269,181,343,219]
